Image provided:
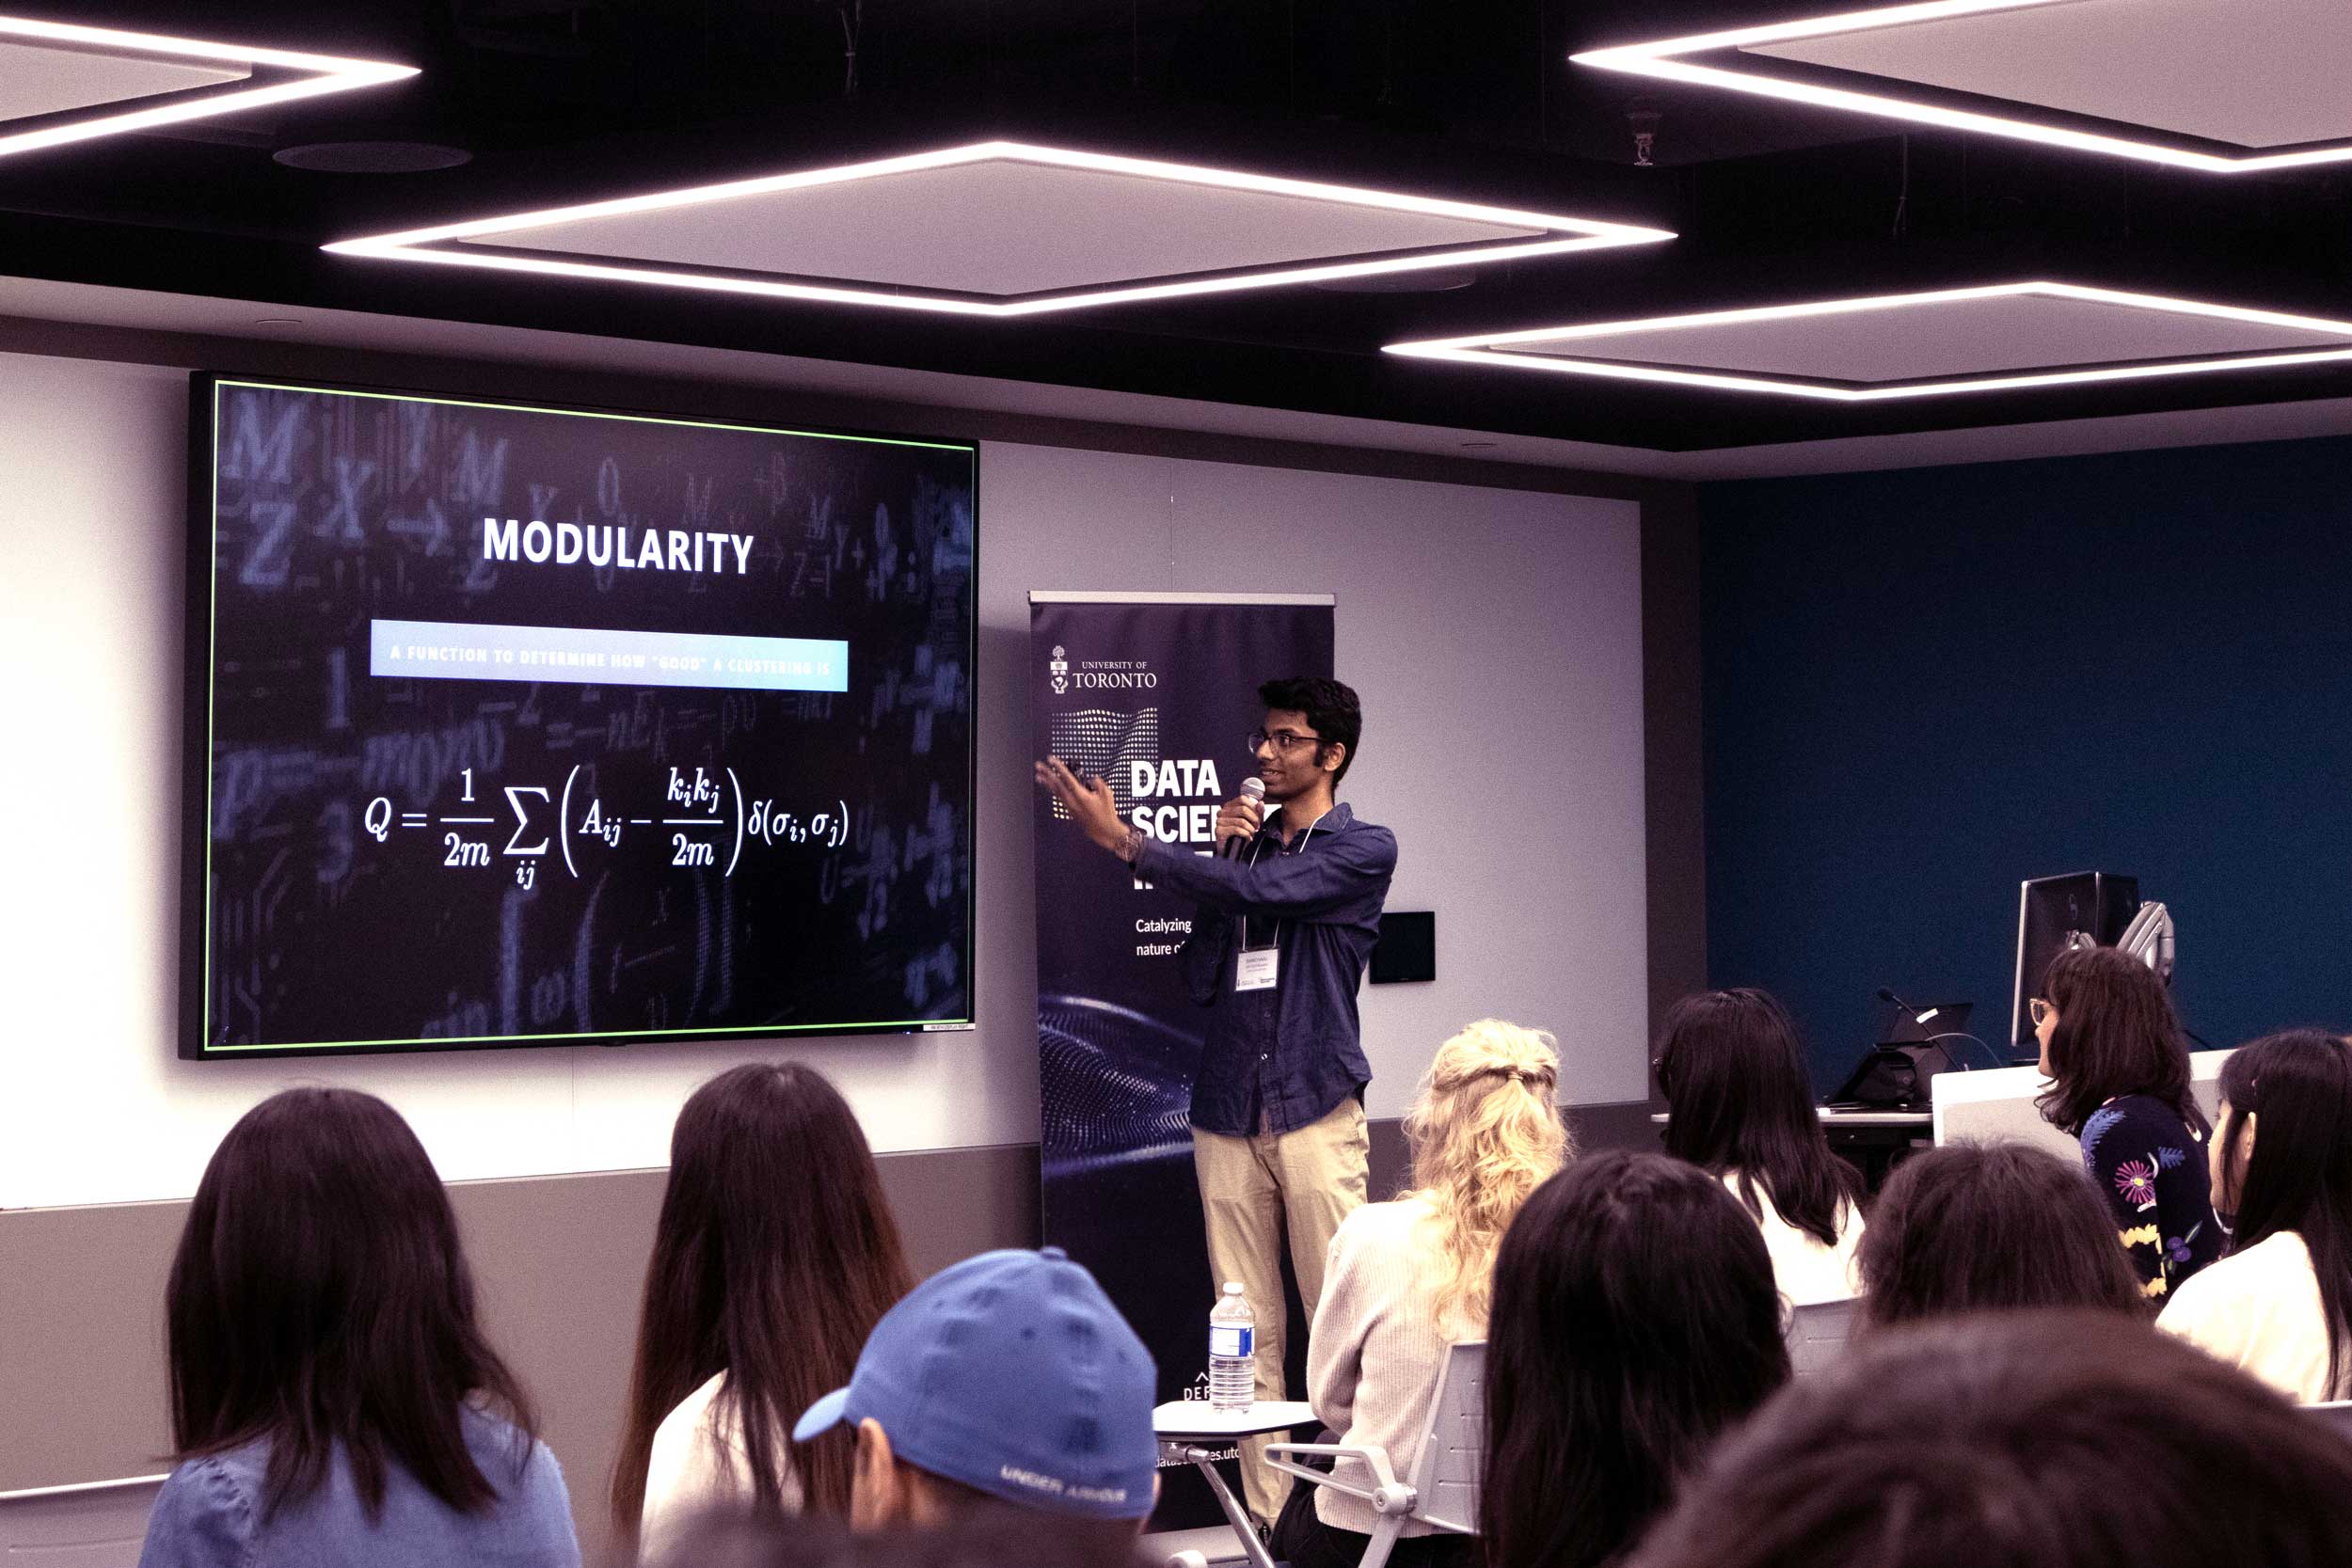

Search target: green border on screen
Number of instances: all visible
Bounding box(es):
[185,374,979,1059]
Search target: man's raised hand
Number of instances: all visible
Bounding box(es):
[1034,756,1127,852]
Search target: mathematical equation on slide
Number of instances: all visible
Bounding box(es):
[362,765,849,887]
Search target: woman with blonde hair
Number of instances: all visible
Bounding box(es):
[1270,1019,1571,1568]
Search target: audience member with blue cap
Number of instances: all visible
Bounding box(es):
[794,1246,1160,1544]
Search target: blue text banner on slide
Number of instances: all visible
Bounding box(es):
[369,619,850,692]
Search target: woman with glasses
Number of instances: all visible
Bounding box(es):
[1654,988,1866,1305]
[2031,944,2219,1303]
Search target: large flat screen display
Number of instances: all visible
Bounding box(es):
[181,376,977,1058]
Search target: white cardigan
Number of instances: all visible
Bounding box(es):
[639,1372,802,1559]
[1723,1171,1865,1306]
[1305,1197,1458,1539]
[2159,1230,2344,1403]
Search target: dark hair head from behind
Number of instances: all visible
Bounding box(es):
[167,1087,535,1520]
[1256,675,1362,784]
[1857,1140,2147,1327]
[1623,1310,2352,1568]
[2036,944,2200,1136]
[614,1062,913,1533]
[1656,988,1860,1248]
[2215,1028,2352,1394]
[643,1507,1142,1568]
[1480,1151,1789,1568]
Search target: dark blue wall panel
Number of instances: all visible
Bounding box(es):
[1700,435,2352,1092]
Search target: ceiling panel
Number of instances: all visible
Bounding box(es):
[470,158,1549,298]
[3,1,2351,451]
[0,37,247,124]
[1751,0,2352,151]
[1510,292,2352,382]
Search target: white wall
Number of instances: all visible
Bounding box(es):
[0,350,1648,1210]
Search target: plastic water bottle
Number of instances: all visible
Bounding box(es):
[1208,1281,1255,1411]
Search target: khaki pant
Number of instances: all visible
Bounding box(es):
[1191,1096,1370,1525]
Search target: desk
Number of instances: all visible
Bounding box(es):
[1651,1107,1932,1191]
[1152,1401,1316,1568]
[1815,1108,1933,1129]
[1647,1107,1932,1125]
[1820,1107,1931,1189]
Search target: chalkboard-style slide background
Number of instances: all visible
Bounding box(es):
[181,376,977,1058]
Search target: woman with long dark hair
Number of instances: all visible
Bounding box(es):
[614,1063,914,1555]
[1857,1140,2146,1326]
[2159,1029,2352,1402]
[1480,1152,1789,1568]
[1656,989,1865,1303]
[1621,1312,2352,1568]
[138,1088,577,1568]
[2031,945,2218,1301]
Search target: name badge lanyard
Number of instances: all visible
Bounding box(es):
[1235,808,1327,993]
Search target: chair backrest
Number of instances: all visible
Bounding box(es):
[0,1474,166,1568]
[1404,1340,1485,1536]
[2304,1401,2352,1442]
[1785,1296,1862,1376]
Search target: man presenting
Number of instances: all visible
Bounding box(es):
[1038,676,1395,1527]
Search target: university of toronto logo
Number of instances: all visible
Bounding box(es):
[1049,644,1069,695]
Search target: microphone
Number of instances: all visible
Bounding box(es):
[1217,777,1265,862]
[1879,988,1991,1070]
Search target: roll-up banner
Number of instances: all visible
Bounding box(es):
[1029,591,1334,1528]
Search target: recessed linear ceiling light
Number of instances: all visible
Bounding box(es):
[0,16,414,160]
[1383,283,2352,402]
[1572,0,2352,175]
[322,140,1674,317]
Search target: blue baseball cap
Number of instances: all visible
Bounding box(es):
[793,1247,1159,1520]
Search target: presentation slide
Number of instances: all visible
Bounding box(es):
[181,377,976,1058]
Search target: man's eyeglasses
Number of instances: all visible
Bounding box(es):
[1248,729,1325,754]
[2028,998,2055,1027]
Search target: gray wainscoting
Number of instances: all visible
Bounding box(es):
[1,1106,1658,1564]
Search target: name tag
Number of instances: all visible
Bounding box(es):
[1235,947,1279,992]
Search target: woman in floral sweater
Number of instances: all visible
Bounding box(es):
[2032,944,2219,1303]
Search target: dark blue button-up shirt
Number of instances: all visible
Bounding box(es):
[1134,801,1396,1136]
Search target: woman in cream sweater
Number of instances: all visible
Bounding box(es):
[2160,1029,2352,1402]
[1655,989,1866,1305]
[1274,1020,1571,1568]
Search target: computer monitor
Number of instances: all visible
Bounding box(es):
[2010,872,2141,1050]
